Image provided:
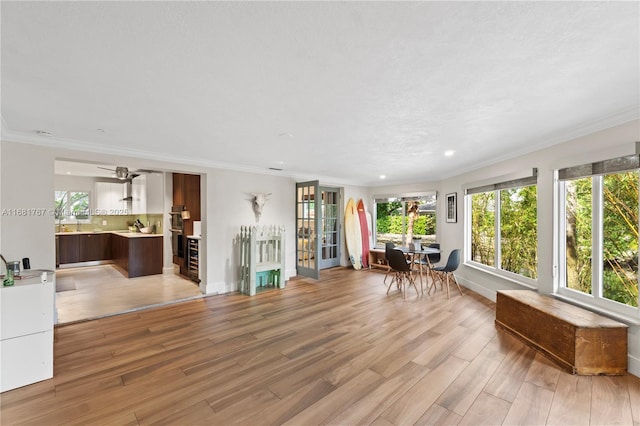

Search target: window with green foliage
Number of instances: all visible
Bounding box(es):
[469,185,538,280]
[374,194,436,247]
[55,190,90,222]
[559,158,639,315]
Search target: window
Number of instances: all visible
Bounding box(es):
[54,190,90,222]
[466,171,538,282]
[558,155,639,318]
[374,193,436,247]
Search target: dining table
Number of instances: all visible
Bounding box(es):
[398,245,440,293]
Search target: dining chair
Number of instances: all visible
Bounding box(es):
[386,248,420,299]
[429,248,463,299]
[383,242,396,284]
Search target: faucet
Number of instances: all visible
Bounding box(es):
[77,220,81,232]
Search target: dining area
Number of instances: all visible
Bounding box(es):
[371,242,463,300]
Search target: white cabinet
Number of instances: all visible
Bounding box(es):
[0,271,55,392]
[95,182,127,215]
[131,173,164,214]
[146,173,164,214]
[131,176,146,215]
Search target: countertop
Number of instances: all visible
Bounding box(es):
[55,230,162,238]
[1,269,54,286]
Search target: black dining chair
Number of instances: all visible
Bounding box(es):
[425,243,441,265]
[383,242,396,284]
[430,248,463,299]
[386,248,419,299]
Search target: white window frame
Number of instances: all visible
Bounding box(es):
[555,167,640,321]
[372,192,437,248]
[55,190,92,224]
[464,169,539,287]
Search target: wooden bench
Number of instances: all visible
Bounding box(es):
[495,290,628,375]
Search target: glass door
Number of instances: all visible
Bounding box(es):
[319,186,341,269]
[296,181,342,279]
[296,181,320,279]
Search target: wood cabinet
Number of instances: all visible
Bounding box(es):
[173,173,201,277]
[111,234,163,278]
[57,234,80,264]
[79,233,112,262]
[95,182,127,215]
[58,233,111,264]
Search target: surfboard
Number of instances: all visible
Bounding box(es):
[356,199,370,268]
[344,198,363,270]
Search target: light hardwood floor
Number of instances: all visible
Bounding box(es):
[55,265,203,324]
[2,267,639,425]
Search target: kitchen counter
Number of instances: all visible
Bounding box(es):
[55,230,161,237]
[56,232,162,277]
[111,232,162,238]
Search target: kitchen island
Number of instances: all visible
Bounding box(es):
[56,231,163,278]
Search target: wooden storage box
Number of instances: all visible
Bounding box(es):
[495,290,627,375]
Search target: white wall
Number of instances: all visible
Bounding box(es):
[1,141,55,270]
[203,168,297,294]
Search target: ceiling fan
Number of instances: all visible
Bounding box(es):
[97,166,142,180]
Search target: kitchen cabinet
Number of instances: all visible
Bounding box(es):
[79,233,112,262]
[111,233,163,278]
[131,173,164,214]
[173,173,201,277]
[1,271,54,392]
[95,182,127,215]
[58,234,81,264]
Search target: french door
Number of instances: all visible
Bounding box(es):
[296,181,341,279]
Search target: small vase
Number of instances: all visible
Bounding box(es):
[3,269,14,286]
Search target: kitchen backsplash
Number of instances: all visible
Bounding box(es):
[57,214,164,233]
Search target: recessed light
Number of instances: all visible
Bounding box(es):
[97,128,105,133]
[66,171,71,175]
[36,130,52,137]
[444,150,455,157]
[379,175,386,180]
[278,132,293,138]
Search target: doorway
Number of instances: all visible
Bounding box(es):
[296,181,342,279]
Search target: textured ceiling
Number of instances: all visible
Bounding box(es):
[2,1,639,186]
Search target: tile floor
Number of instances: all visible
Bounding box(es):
[55,264,203,324]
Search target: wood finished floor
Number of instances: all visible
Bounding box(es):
[2,267,639,425]
[55,264,203,324]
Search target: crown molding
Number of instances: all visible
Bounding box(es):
[0,125,366,187]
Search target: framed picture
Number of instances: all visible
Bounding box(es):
[446,192,457,223]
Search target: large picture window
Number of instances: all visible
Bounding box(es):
[466,170,538,282]
[374,193,436,247]
[558,155,639,318]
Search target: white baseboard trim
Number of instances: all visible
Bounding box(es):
[204,280,237,295]
[454,274,497,302]
[628,354,640,379]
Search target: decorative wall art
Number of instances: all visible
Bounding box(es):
[446,192,457,223]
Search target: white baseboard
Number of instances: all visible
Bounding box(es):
[454,274,497,302]
[628,354,640,379]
